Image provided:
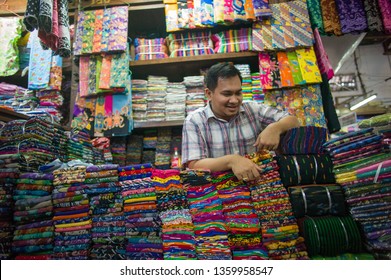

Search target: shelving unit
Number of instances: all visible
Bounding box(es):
[0,108,29,122]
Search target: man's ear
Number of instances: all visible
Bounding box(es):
[205,88,212,100]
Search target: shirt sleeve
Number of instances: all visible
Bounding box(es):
[257,103,292,130]
[181,117,207,167]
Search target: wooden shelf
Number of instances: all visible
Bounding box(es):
[134,120,184,128]
[0,108,29,122]
[130,52,258,67]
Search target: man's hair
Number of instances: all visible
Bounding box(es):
[205,62,242,91]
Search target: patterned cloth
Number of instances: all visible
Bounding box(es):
[0,17,23,76]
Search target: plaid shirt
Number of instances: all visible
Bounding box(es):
[182,101,291,165]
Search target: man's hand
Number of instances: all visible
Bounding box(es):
[230,155,263,182]
[253,123,281,151]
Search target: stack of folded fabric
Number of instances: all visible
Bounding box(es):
[131,79,148,123]
[12,173,54,259]
[134,38,168,61]
[52,166,90,260]
[111,138,127,167]
[67,130,95,164]
[126,134,144,165]
[0,118,56,172]
[249,151,309,259]
[234,64,253,101]
[83,164,125,260]
[358,113,391,153]
[0,160,17,259]
[212,171,267,260]
[181,170,232,260]
[147,76,168,122]
[155,128,172,170]
[323,128,390,258]
[142,129,157,165]
[251,72,264,103]
[119,163,163,260]
[166,82,187,121]
[153,169,196,259]
[183,76,206,116]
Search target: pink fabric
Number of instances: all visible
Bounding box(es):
[38,0,59,51]
[313,28,334,80]
[378,0,391,34]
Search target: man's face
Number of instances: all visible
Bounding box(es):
[205,75,243,121]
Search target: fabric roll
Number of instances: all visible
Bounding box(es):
[288,185,348,218]
[276,154,335,187]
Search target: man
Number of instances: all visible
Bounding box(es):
[181,62,300,181]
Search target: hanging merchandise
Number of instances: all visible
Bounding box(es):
[0,17,23,76]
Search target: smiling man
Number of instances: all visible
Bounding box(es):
[181,62,300,182]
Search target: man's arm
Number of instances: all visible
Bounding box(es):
[188,154,263,182]
[254,115,300,151]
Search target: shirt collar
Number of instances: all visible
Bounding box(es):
[205,102,245,122]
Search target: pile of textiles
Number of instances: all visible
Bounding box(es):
[67,130,95,164]
[249,151,308,259]
[0,118,57,172]
[0,159,17,259]
[52,166,90,260]
[183,76,206,116]
[235,64,253,101]
[212,28,253,53]
[119,164,162,260]
[166,31,214,57]
[181,170,231,260]
[84,164,125,260]
[111,138,126,167]
[280,126,328,155]
[252,0,314,51]
[153,169,196,259]
[147,76,168,122]
[324,128,391,259]
[358,113,391,153]
[154,128,172,170]
[165,82,187,121]
[73,6,128,55]
[142,129,157,165]
[251,71,264,102]
[0,82,27,109]
[131,79,148,123]
[12,173,54,259]
[126,134,144,165]
[134,38,168,61]
[212,171,267,260]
